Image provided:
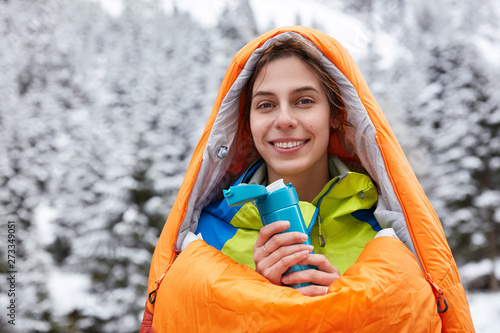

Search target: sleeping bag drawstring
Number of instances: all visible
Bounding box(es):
[425,273,449,313]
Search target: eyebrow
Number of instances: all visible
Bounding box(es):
[252,85,321,99]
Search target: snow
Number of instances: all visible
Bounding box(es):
[467,291,500,332]
[96,0,402,64]
[89,0,123,17]
[459,259,500,332]
[474,190,500,208]
[460,258,500,286]
[3,0,500,331]
[251,0,404,66]
[34,202,58,246]
[249,0,366,55]
[47,271,92,317]
[460,156,484,171]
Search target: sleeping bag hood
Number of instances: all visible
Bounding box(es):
[140,26,474,332]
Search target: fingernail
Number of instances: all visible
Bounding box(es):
[281,221,290,228]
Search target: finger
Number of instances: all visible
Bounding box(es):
[281,254,340,287]
[281,268,338,287]
[256,244,313,285]
[273,243,314,259]
[297,254,338,273]
[295,285,330,297]
[261,243,314,266]
[258,250,310,284]
[254,221,290,248]
[261,243,271,256]
[265,231,308,253]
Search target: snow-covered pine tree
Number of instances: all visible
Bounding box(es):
[47,1,221,330]
[415,37,500,291]
[0,0,78,330]
[210,0,259,90]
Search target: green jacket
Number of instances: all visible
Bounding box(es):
[197,156,380,274]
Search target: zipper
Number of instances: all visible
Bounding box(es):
[307,178,341,246]
[148,268,168,304]
[148,246,181,304]
[318,214,325,247]
[425,273,449,313]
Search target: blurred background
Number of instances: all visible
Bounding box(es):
[0,0,499,331]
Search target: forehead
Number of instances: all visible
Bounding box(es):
[252,56,322,94]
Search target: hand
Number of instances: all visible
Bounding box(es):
[281,253,340,296]
[254,220,315,286]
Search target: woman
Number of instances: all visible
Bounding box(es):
[196,38,381,296]
[140,26,473,332]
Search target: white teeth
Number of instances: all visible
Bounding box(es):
[274,141,305,149]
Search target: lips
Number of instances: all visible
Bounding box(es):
[272,140,308,149]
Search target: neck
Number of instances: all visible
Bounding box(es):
[267,164,330,203]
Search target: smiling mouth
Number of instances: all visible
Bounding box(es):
[273,140,308,149]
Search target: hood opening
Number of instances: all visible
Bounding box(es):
[176,29,417,266]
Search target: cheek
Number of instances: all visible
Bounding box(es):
[249,113,269,135]
[307,116,332,132]
[249,114,257,135]
[249,114,263,143]
[310,120,333,143]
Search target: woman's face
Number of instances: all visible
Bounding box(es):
[250,56,334,183]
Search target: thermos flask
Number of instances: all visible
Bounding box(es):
[223,179,316,288]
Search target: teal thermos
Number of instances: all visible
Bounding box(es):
[223,180,316,288]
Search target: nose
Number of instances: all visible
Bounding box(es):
[274,105,297,130]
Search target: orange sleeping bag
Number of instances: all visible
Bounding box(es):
[140,26,474,332]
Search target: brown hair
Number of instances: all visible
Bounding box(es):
[243,37,349,132]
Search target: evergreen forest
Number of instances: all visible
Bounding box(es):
[0,0,499,331]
